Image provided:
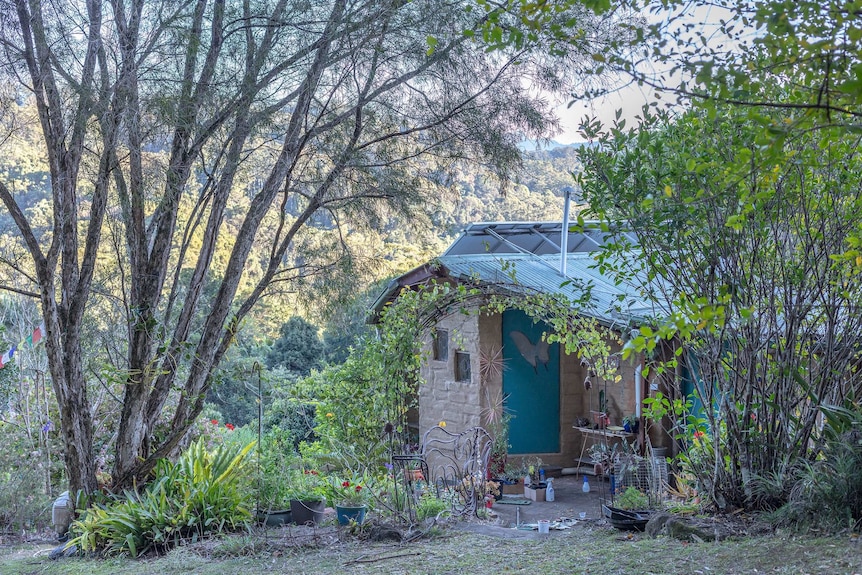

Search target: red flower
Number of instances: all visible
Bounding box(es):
[355,485,362,493]
[210,419,218,425]
[311,470,318,475]
[694,430,705,439]
[342,481,350,488]
[225,423,235,431]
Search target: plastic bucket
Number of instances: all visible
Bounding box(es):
[537,519,550,534]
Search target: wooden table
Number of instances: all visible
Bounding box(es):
[572,426,635,477]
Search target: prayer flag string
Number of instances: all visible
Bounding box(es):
[0,321,46,370]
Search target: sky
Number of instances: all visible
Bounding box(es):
[549,1,737,144]
[553,84,654,144]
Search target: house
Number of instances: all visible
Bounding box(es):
[370,221,678,472]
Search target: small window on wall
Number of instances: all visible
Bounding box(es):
[455,351,471,382]
[433,329,449,361]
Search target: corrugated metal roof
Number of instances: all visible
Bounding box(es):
[369,221,657,327]
[439,253,655,327]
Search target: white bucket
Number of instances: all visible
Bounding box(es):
[537,519,550,534]
[52,491,73,537]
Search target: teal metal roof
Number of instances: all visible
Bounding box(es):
[438,252,655,328]
[369,221,656,327]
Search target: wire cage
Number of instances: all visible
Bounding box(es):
[612,451,668,509]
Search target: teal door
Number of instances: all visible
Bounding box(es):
[502,310,560,454]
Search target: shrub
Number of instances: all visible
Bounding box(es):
[0,419,61,532]
[416,494,449,521]
[770,401,862,533]
[615,487,649,510]
[69,438,255,557]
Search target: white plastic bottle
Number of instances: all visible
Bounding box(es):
[582,475,590,493]
[546,477,555,501]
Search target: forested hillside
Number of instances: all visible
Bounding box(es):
[0,114,580,331]
[0,111,580,433]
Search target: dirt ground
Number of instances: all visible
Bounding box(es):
[490,472,605,525]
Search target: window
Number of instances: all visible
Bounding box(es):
[433,329,449,361]
[455,351,471,382]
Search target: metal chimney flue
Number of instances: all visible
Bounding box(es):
[560,186,573,277]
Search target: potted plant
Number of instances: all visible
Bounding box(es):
[485,479,501,504]
[523,457,547,501]
[623,414,639,434]
[324,475,370,525]
[602,486,655,531]
[616,486,649,510]
[287,469,326,526]
[587,442,620,477]
[496,461,524,495]
[487,413,511,479]
[403,461,425,482]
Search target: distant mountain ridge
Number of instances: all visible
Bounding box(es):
[517,139,595,152]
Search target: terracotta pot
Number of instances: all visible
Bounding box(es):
[404,469,425,482]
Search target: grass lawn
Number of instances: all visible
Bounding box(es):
[1,522,860,575]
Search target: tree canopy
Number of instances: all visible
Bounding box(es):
[0,0,605,493]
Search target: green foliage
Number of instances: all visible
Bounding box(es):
[68,439,255,557]
[576,103,862,511]
[257,426,302,509]
[264,390,316,450]
[284,468,327,503]
[0,420,56,532]
[207,354,269,427]
[616,487,649,511]
[770,399,862,533]
[321,474,371,507]
[296,351,393,471]
[266,316,325,376]
[300,282,479,472]
[416,493,450,520]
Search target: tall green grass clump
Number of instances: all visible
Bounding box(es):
[69,438,255,556]
[771,401,862,533]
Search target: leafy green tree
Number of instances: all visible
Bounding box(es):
[206,355,266,428]
[266,317,325,376]
[576,105,862,510]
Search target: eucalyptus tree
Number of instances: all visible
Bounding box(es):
[0,0,599,493]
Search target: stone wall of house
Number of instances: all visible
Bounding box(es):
[418,307,485,439]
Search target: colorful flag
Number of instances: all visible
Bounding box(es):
[32,324,43,345]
